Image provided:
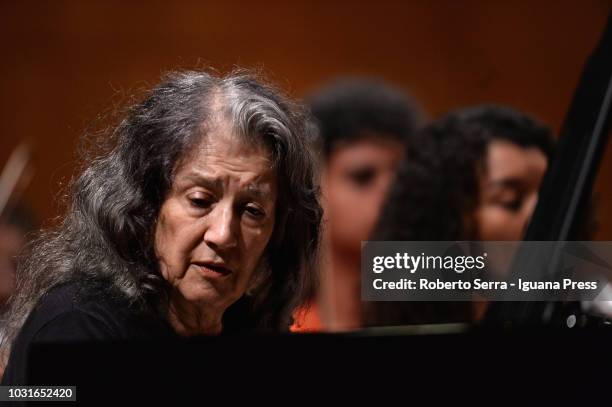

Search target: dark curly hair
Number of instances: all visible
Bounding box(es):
[307,77,422,157]
[363,105,555,326]
[374,104,555,242]
[0,70,323,361]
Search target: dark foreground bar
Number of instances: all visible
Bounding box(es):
[18,326,612,404]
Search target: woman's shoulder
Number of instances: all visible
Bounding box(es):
[1,280,174,385]
[18,280,124,343]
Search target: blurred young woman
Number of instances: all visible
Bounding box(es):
[292,78,422,331]
[363,105,556,326]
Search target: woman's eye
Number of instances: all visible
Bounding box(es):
[348,167,376,187]
[244,205,265,219]
[188,196,213,209]
[500,199,522,212]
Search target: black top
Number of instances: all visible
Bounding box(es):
[1,279,176,385]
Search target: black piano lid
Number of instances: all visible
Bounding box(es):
[484,13,612,325]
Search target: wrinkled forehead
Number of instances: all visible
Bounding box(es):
[169,88,286,185]
[172,118,276,181]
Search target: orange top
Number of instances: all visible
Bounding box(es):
[290,302,323,333]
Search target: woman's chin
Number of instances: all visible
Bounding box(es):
[178,282,237,310]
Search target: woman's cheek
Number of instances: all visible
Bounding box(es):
[243,226,272,271]
[155,198,197,282]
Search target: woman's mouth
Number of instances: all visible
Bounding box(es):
[193,262,232,277]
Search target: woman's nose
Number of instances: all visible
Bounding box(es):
[203,203,238,250]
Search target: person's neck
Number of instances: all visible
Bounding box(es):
[167,293,224,336]
[318,245,362,331]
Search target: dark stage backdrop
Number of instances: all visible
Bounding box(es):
[1,0,611,237]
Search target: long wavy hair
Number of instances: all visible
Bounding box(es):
[374,104,555,243]
[0,70,323,362]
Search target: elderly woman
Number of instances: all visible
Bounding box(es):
[0,70,322,383]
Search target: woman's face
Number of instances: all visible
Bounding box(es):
[323,137,405,255]
[154,122,277,314]
[475,140,548,241]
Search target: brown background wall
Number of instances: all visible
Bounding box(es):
[1,0,611,237]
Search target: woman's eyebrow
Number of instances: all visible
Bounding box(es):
[244,184,273,200]
[183,172,273,199]
[183,173,222,191]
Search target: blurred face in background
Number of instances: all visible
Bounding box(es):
[322,136,405,255]
[475,140,548,241]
